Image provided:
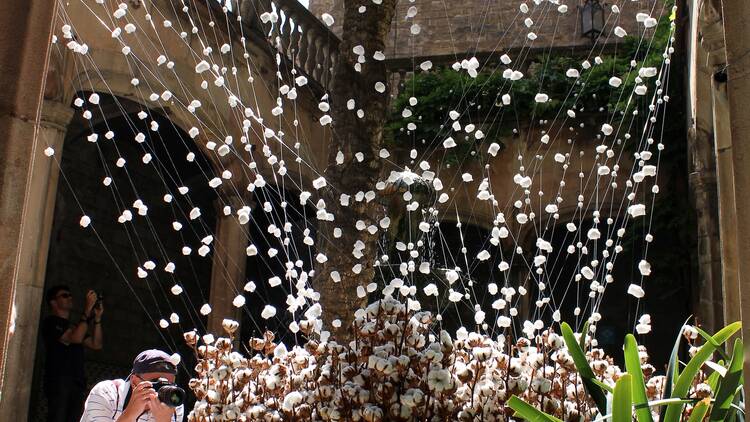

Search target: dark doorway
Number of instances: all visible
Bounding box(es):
[29,93,217,421]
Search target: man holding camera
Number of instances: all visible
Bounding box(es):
[42,286,104,422]
[80,349,185,422]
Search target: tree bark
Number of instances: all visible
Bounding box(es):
[315,0,398,338]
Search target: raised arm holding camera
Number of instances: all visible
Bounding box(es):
[42,286,104,422]
[80,349,185,422]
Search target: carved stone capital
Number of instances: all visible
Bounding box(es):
[699,0,727,70]
[39,100,74,132]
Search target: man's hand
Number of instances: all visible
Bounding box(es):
[94,301,104,319]
[120,381,156,420]
[148,395,176,422]
[84,290,98,317]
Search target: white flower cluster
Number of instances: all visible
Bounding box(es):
[185,297,689,422]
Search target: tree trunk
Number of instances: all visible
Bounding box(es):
[315,0,398,338]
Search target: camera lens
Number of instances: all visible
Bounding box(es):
[157,385,186,408]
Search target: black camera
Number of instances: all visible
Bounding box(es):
[94,292,103,310]
[150,378,186,408]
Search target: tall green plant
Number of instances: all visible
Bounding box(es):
[509,322,743,422]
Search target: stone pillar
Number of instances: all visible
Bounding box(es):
[207,193,251,335]
[0,101,73,421]
[721,0,750,400]
[711,80,741,325]
[686,19,725,332]
[0,0,59,401]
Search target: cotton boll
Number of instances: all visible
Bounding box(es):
[639,67,658,78]
[312,176,327,189]
[566,68,580,78]
[195,60,210,74]
[260,305,277,320]
[587,228,601,239]
[628,204,646,217]
[321,13,334,26]
[627,284,645,298]
[638,260,652,276]
[501,93,511,105]
[534,93,549,103]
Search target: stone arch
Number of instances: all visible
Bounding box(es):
[29,92,220,420]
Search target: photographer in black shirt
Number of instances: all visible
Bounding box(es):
[41,285,103,422]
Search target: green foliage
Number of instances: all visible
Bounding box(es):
[385,11,674,166]
[663,322,742,422]
[560,322,609,415]
[624,334,654,422]
[710,339,744,421]
[613,374,634,422]
[514,322,743,422]
[507,395,563,422]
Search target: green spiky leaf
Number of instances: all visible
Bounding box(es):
[561,322,608,415]
[624,334,654,422]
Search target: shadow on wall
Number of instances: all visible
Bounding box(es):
[29,93,217,421]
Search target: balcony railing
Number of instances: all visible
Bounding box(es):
[238,0,340,89]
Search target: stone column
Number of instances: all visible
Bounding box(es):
[207,193,251,335]
[686,22,725,332]
[721,0,750,399]
[711,80,741,326]
[0,0,59,401]
[0,101,73,421]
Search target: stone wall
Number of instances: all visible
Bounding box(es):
[310,0,664,59]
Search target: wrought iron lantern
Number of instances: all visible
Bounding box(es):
[580,0,604,42]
